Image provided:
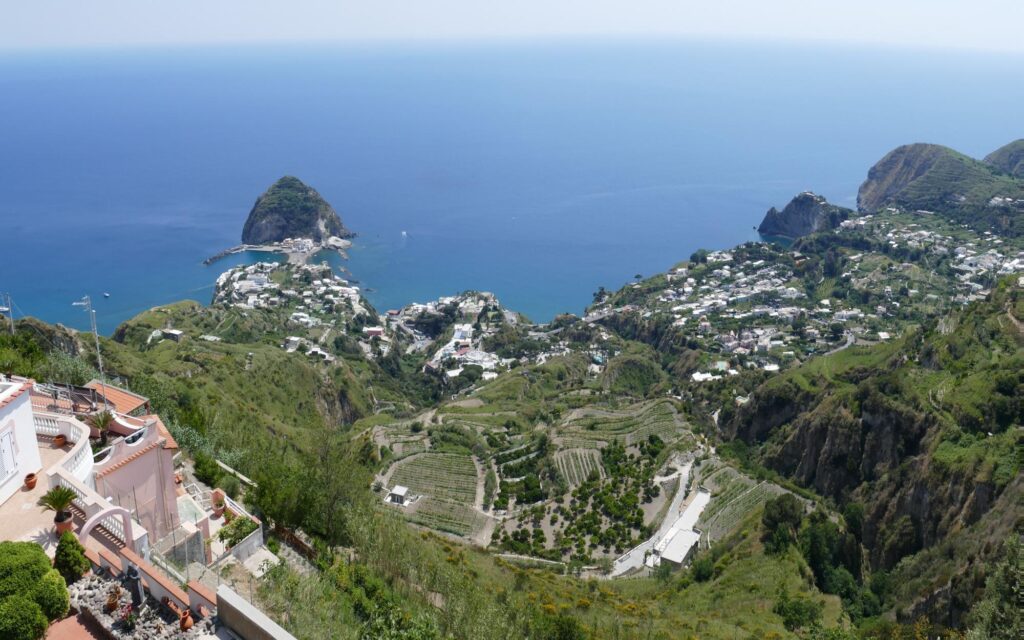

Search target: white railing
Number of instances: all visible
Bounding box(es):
[34,411,94,485]
[33,415,61,437]
[224,496,257,522]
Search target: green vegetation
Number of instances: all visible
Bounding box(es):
[0,542,70,639]
[53,532,90,585]
[858,142,1024,235]
[241,175,351,244]
[218,516,260,547]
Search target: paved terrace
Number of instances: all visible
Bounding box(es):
[0,435,125,559]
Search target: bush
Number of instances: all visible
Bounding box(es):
[762,494,803,554]
[32,570,69,620]
[53,532,90,584]
[217,474,242,499]
[0,595,48,640]
[217,516,259,547]
[0,541,51,597]
[773,589,823,632]
[193,451,222,487]
[691,555,714,582]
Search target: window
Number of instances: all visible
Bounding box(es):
[0,431,16,482]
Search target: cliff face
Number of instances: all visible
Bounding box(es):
[724,284,1023,622]
[856,143,957,212]
[241,176,352,244]
[757,192,852,238]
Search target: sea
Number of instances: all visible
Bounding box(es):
[1,39,1022,335]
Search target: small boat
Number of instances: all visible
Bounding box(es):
[103,292,111,298]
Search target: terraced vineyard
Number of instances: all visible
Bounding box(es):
[407,497,485,537]
[699,482,776,541]
[389,453,478,504]
[555,449,605,488]
[564,400,683,446]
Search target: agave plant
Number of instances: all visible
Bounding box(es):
[90,410,115,446]
[38,485,78,522]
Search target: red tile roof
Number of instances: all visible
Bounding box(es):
[0,379,31,411]
[84,380,149,415]
[142,414,179,450]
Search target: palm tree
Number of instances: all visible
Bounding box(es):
[90,410,114,446]
[38,486,78,532]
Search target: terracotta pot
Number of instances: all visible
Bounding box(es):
[55,512,74,535]
[212,502,225,517]
[24,473,37,490]
[180,610,194,632]
[54,434,67,448]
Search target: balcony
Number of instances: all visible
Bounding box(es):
[0,411,148,558]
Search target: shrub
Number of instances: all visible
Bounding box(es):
[773,589,823,632]
[217,474,241,499]
[53,532,90,584]
[0,595,48,640]
[193,451,222,486]
[762,494,803,554]
[32,570,69,620]
[0,541,51,597]
[217,516,259,547]
[691,555,714,582]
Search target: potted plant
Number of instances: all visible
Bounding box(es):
[105,585,122,613]
[24,473,37,490]
[38,485,78,535]
[211,487,226,517]
[119,603,137,630]
[53,433,67,448]
[90,410,115,446]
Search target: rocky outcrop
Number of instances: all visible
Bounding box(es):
[241,176,352,244]
[757,192,852,238]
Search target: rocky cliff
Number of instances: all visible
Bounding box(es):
[724,283,1023,622]
[241,176,353,244]
[757,192,852,238]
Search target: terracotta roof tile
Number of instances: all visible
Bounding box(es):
[84,380,149,415]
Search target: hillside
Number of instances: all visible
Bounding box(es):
[857,142,1024,235]
[241,176,353,244]
[723,279,1023,626]
[758,191,853,238]
[984,139,1024,178]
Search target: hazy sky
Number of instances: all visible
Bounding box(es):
[3,1,1024,53]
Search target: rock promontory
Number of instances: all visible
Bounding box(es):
[757,192,852,238]
[241,176,353,245]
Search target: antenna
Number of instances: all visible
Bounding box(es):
[73,296,110,411]
[1,293,13,334]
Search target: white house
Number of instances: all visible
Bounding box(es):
[386,485,410,506]
[0,379,42,505]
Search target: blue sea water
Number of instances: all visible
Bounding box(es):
[1,39,1022,334]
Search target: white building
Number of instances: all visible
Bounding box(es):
[0,379,42,505]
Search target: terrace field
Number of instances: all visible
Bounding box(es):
[388,452,479,505]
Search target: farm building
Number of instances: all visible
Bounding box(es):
[387,485,410,506]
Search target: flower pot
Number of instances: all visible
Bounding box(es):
[55,511,74,535]
[54,434,67,448]
[212,502,225,517]
[24,473,37,490]
[180,610,194,632]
